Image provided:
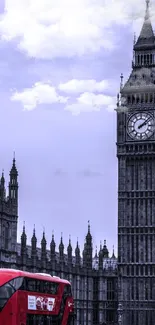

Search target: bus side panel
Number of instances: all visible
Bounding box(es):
[62,297,74,325]
[17,291,27,325]
[0,293,18,325]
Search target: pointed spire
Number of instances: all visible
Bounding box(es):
[10,153,18,176]
[1,170,5,185]
[75,238,80,254]
[134,0,155,49]
[31,224,37,243]
[145,0,150,21]
[31,225,37,257]
[23,221,26,234]
[68,235,72,249]
[75,238,81,266]
[21,222,27,250]
[41,229,46,245]
[99,241,103,269]
[120,73,123,90]
[60,232,64,246]
[133,32,136,46]
[67,235,72,264]
[0,170,6,200]
[112,245,116,259]
[50,230,56,258]
[95,245,98,258]
[41,229,47,263]
[84,222,93,269]
[51,230,55,246]
[88,220,90,233]
[103,239,109,258]
[86,220,92,243]
[59,232,64,260]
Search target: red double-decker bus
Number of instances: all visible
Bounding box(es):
[0,268,75,325]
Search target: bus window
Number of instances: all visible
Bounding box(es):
[64,285,72,296]
[42,281,50,293]
[27,279,36,291]
[36,280,41,292]
[22,278,59,295]
[49,282,58,295]
[0,282,15,310]
[9,277,24,291]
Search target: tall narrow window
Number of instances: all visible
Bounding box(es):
[146,236,148,262]
[150,278,152,300]
[136,236,139,262]
[150,54,153,64]
[150,237,152,262]
[136,281,139,300]
[131,279,134,300]
[145,280,148,300]
[4,223,9,250]
[150,93,153,103]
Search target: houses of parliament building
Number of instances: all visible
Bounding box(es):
[1,1,155,325]
[0,157,118,325]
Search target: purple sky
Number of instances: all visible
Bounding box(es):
[0,0,154,256]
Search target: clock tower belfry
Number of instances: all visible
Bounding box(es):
[117,1,155,324]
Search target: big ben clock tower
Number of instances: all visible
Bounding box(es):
[117,1,155,324]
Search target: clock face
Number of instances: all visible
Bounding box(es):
[127,112,154,140]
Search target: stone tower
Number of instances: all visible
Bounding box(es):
[0,156,18,267]
[117,1,155,324]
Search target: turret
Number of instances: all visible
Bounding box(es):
[83,221,93,269]
[31,225,37,257]
[8,154,18,214]
[0,171,6,200]
[102,240,109,258]
[21,223,27,266]
[111,245,116,259]
[75,239,81,267]
[50,231,56,261]
[59,233,64,263]
[41,231,47,258]
[67,235,72,265]
[41,231,47,270]
[99,241,103,269]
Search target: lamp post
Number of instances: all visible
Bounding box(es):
[117,303,123,325]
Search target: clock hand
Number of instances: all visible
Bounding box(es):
[138,117,151,129]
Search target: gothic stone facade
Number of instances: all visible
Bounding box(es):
[0,158,118,325]
[117,1,155,325]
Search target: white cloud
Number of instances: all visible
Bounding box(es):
[58,79,109,94]
[0,0,153,59]
[11,82,68,110]
[65,92,116,115]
